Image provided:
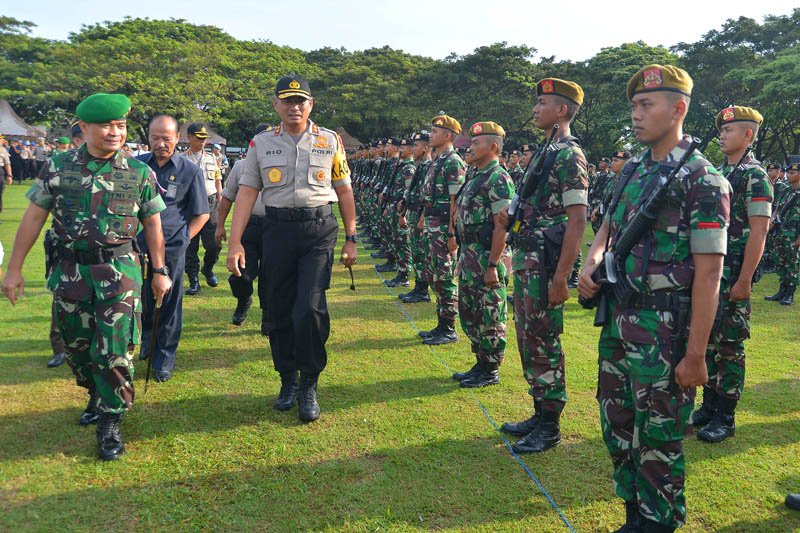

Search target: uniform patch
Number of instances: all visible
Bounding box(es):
[313,136,330,149]
[540,80,554,94]
[316,170,326,182]
[722,107,735,122]
[268,168,282,183]
[643,67,663,89]
[472,123,483,135]
[698,222,722,229]
[698,195,719,217]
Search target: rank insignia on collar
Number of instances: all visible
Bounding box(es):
[311,124,320,135]
[643,67,663,89]
[169,175,175,181]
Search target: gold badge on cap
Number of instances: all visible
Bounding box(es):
[722,107,735,122]
[268,168,282,183]
[472,123,483,135]
[434,119,443,126]
[643,67,663,89]
[289,80,301,89]
[541,80,554,94]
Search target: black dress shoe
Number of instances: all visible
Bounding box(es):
[202,268,219,287]
[96,412,125,461]
[460,362,500,388]
[298,374,320,422]
[79,391,100,426]
[186,274,201,295]
[154,371,172,383]
[232,297,252,326]
[786,494,800,511]
[47,352,66,368]
[691,386,717,427]
[512,411,561,453]
[274,372,299,411]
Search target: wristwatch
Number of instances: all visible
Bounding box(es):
[345,234,358,243]
[152,266,170,276]
[487,261,499,269]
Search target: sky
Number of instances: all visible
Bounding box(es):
[3,0,797,61]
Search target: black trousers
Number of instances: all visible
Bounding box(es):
[186,195,220,276]
[262,210,337,377]
[229,215,267,308]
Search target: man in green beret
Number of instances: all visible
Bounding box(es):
[692,106,771,444]
[1,92,171,461]
[579,65,731,531]
[497,78,588,454]
[451,122,515,387]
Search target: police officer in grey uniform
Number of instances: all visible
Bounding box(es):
[227,75,357,423]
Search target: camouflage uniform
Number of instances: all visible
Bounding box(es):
[768,179,792,268]
[391,156,416,275]
[774,187,800,286]
[706,153,771,401]
[408,158,432,282]
[597,137,731,527]
[27,145,165,414]
[513,137,588,415]
[508,162,525,188]
[422,148,466,321]
[456,160,514,362]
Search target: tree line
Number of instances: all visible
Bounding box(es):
[1,11,798,164]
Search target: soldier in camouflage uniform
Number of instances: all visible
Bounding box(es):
[384,138,416,288]
[1,93,170,461]
[498,78,588,454]
[507,149,525,187]
[761,162,788,274]
[452,122,514,388]
[579,65,731,532]
[400,132,433,303]
[589,158,613,233]
[767,158,800,305]
[418,115,466,345]
[692,106,772,444]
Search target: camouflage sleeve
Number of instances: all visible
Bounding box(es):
[687,165,731,255]
[488,169,514,214]
[745,167,772,218]
[331,133,351,188]
[445,154,466,196]
[558,146,589,207]
[138,165,167,220]
[25,158,55,210]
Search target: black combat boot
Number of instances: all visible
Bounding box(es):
[764,282,786,301]
[786,494,800,511]
[79,390,100,426]
[418,318,443,339]
[452,356,480,381]
[612,500,643,533]
[460,361,500,388]
[375,260,397,273]
[398,280,420,300]
[201,266,219,287]
[640,517,675,532]
[402,281,430,303]
[780,284,796,305]
[232,296,252,326]
[186,273,201,295]
[422,318,458,345]
[96,412,124,461]
[501,400,542,437]
[297,374,320,422]
[47,352,66,368]
[691,386,717,427]
[385,270,410,288]
[512,410,561,454]
[370,249,387,259]
[697,396,736,443]
[273,371,299,411]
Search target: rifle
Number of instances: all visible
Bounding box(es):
[401,160,426,216]
[579,137,701,326]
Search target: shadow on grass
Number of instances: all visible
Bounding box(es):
[742,378,800,416]
[0,375,458,461]
[715,513,800,532]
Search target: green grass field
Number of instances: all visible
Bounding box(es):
[1,183,798,532]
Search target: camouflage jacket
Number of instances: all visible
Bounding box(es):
[390,157,416,203]
[407,158,431,209]
[775,187,800,238]
[719,152,772,258]
[422,147,466,208]
[508,163,525,188]
[456,160,515,237]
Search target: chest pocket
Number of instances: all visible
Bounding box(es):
[632,177,684,263]
[460,178,490,226]
[204,161,217,181]
[262,154,288,189]
[309,151,332,188]
[103,170,142,238]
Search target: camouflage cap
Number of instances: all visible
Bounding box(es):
[431,115,462,135]
[537,78,584,106]
[612,150,631,159]
[469,121,506,138]
[715,105,763,131]
[626,64,692,101]
[75,93,131,123]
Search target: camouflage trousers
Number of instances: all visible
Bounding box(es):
[775,233,800,285]
[513,268,566,415]
[391,207,411,272]
[597,320,695,528]
[407,209,428,281]
[458,244,507,363]
[425,218,458,321]
[51,258,142,414]
[706,282,749,400]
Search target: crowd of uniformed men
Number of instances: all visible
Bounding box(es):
[2,63,800,532]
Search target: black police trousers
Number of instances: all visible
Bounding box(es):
[229,215,267,308]
[186,194,220,276]
[262,209,337,377]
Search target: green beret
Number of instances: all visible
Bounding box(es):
[469,121,506,138]
[56,136,71,144]
[75,93,131,123]
[627,64,692,101]
[715,105,763,131]
[537,78,584,106]
[431,114,462,135]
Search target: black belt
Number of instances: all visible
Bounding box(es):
[425,205,450,218]
[265,204,332,221]
[623,290,690,311]
[58,242,135,265]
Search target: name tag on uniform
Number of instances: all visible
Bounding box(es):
[166,183,178,200]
